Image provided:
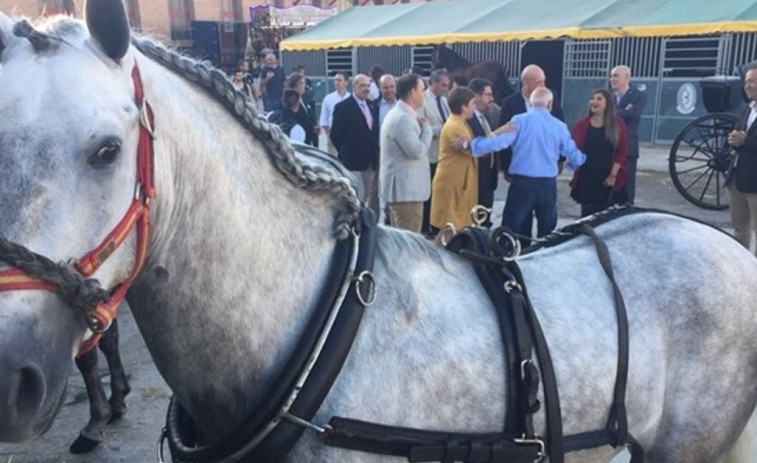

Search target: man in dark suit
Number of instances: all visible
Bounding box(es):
[498,64,564,243]
[726,63,757,253]
[467,78,497,227]
[330,74,380,216]
[611,65,647,204]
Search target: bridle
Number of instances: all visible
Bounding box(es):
[0,60,155,355]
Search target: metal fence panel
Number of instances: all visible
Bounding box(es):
[281,50,327,76]
[356,46,411,76]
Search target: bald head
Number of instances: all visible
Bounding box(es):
[353,73,371,101]
[529,87,553,109]
[520,64,546,98]
[379,74,396,102]
[610,65,631,94]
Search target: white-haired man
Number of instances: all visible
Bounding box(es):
[610,65,647,204]
[455,87,586,244]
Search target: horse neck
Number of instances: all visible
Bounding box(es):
[127,56,339,441]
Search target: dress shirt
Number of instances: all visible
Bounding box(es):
[319,90,351,129]
[748,101,757,131]
[474,109,492,135]
[357,98,373,129]
[470,107,586,177]
[378,98,397,127]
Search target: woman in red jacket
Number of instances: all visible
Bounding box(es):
[570,89,629,217]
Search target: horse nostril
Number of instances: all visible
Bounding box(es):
[9,365,47,419]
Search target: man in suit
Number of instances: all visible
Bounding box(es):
[498,64,564,242]
[726,63,757,253]
[467,78,497,227]
[418,69,450,236]
[331,74,380,216]
[380,73,433,233]
[611,65,647,204]
[374,74,397,129]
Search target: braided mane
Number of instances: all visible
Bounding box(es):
[132,37,361,240]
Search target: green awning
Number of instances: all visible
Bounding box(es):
[281,0,757,51]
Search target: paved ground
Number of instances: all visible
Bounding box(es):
[0,145,735,463]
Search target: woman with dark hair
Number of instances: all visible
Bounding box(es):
[430,86,478,232]
[286,73,317,146]
[569,89,629,217]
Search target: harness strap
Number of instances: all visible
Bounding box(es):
[505,262,564,463]
[561,223,643,462]
[323,417,544,463]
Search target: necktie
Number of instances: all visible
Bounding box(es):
[437,96,447,123]
[479,114,491,135]
[360,101,373,130]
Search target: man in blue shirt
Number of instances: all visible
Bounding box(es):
[458,87,586,243]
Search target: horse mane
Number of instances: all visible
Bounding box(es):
[131,37,360,240]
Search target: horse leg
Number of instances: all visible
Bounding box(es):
[721,407,757,463]
[70,347,111,454]
[99,317,131,421]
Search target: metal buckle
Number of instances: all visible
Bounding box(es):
[157,427,167,463]
[504,280,522,294]
[520,358,534,380]
[438,223,457,247]
[471,205,491,227]
[354,270,376,307]
[513,435,546,462]
[140,99,156,138]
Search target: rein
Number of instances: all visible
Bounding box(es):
[0,60,155,355]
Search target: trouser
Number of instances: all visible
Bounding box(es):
[352,168,379,221]
[388,202,424,233]
[727,184,757,254]
[421,162,438,235]
[501,176,557,247]
[626,156,638,204]
[477,154,497,226]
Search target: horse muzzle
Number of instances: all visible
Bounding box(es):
[0,296,78,442]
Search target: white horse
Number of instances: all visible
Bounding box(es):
[1,1,757,462]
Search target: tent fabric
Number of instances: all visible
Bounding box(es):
[281,0,757,51]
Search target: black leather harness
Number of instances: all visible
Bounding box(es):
[162,206,657,463]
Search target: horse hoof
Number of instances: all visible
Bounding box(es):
[108,409,125,423]
[70,434,102,454]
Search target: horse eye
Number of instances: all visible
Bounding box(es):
[89,141,121,167]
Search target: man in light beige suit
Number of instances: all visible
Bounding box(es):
[418,69,450,236]
[380,73,433,233]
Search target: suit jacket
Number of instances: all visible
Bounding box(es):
[330,96,379,171]
[418,89,449,164]
[616,86,647,159]
[727,104,757,193]
[380,101,434,203]
[498,91,564,172]
[468,112,498,192]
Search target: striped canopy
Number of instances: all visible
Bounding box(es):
[280,0,757,51]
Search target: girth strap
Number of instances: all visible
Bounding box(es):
[561,223,643,462]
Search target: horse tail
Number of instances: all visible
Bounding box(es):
[722,407,757,463]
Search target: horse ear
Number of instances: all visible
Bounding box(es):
[85,0,130,62]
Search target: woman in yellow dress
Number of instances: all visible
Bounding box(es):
[430,86,478,232]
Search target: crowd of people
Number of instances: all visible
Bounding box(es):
[227,55,661,245]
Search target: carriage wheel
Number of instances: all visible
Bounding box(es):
[668,113,737,210]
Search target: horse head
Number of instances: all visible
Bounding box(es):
[0,0,135,442]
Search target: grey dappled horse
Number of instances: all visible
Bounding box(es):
[1,1,757,462]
